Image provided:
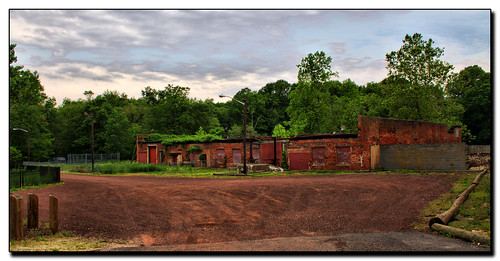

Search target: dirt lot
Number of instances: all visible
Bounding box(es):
[14,173,459,247]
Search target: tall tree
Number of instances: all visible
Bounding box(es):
[385,33,454,87]
[9,44,54,162]
[383,33,460,123]
[287,51,338,134]
[297,51,338,83]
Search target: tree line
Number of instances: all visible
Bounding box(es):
[9,33,491,164]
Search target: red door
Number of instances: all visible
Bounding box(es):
[148,146,157,164]
[289,152,309,170]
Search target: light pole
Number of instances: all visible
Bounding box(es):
[219,94,247,174]
[12,127,29,164]
[84,112,95,172]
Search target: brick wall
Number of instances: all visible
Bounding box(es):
[137,116,464,171]
[380,143,467,171]
[287,135,371,171]
[358,116,461,145]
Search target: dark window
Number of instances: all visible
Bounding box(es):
[312,147,326,165]
[337,147,351,165]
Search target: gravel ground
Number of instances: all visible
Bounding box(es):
[14,172,480,252]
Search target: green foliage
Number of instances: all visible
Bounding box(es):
[381,34,466,126]
[146,127,222,146]
[9,146,22,167]
[385,33,454,87]
[186,145,203,153]
[9,44,54,161]
[447,65,491,144]
[104,108,133,158]
[272,124,289,138]
[297,51,338,83]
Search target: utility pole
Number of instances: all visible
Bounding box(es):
[219,94,248,174]
[84,112,95,172]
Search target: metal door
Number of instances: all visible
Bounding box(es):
[289,152,308,170]
[148,146,157,164]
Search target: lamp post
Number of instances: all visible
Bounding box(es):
[12,127,29,164]
[84,112,95,172]
[219,94,247,174]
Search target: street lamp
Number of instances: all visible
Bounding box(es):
[84,112,95,172]
[219,94,247,174]
[12,127,29,164]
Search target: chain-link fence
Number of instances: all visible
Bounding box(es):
[67,153,120,164]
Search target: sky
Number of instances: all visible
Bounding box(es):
[9,9,491,105]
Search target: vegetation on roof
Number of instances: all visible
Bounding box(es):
[146,127,222,146]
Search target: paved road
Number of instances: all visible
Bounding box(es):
[105,232,491,252]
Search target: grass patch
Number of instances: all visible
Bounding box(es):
[9,230,131,252]
[63,162,234,178]
[414,171,491,237]
[10,181,65,193]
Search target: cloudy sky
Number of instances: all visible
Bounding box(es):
[9,9,490,105]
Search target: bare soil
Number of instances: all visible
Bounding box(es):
[13,173,458,247]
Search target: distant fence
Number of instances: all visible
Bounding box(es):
[9,166,61,189]
[67,153,120,164]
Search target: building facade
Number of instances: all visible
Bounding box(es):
[136,116,463,171]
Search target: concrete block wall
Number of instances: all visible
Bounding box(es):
[380,143,467,171]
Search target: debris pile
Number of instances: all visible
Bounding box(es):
[467,153,490,170]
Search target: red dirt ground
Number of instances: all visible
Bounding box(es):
[13,173,458,246]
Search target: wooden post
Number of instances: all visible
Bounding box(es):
[49,195,59,234]
[9,194,23,240]
[27,193,39,229]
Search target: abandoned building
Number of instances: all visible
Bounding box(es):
[136,116,466,171]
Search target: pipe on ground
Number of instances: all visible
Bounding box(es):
[430,223,490,246]
[428,168,490,245]
[429,168,488,227]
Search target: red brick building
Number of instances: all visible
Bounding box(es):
[136,116,462,171]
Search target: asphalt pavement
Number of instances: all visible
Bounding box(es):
[104,231,491,253]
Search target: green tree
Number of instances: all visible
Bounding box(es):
[297,51,338,83]
[386,33,454,87]
[104,108,133,158]
[287,51,338,134]
[257,80,292,135]
[326,79,364,133]
[10,44,54,161]
[383,33,460,123]
[447,65,491,144]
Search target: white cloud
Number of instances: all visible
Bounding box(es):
[9,9,491,105]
